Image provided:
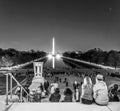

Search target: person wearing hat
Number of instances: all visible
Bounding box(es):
[93,74,109,105]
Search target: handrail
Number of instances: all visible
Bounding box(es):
[8,78,27,94]
[9,73,31,100]
[2,55,47,105]
[5,73,32,105]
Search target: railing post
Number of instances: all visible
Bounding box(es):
[6,73,9,105]
[26,94,28,102]
[5,73,31,103]
[20,86,22,102]
[10,73,12,100]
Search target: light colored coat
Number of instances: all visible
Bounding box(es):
[93,81,109,105]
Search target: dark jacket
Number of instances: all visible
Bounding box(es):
[64,95,73,102]
[109,88,119,102]
[44,81,49,90]
[49,93,61,102]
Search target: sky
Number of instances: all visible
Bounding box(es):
[0,0,120,52]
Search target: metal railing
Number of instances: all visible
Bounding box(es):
[3,56,47,105]
[8,78,27,95]
[5,73,31,105]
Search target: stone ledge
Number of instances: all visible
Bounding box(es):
[8,102,120,111]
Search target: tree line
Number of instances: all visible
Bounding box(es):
[0,48,47,67]
[1,48,120,69]
[63,48,120,68]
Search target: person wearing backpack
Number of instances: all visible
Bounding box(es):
[93,74,109,105]
[80,76,93,104]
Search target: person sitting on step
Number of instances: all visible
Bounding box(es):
[49,88,61,102]
[109,84,119,102]
[62,87,73,102]
[93,74,109,106]
[81,76,93,104]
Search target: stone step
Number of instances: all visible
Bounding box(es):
[8,102,120,111]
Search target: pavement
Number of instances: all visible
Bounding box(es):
[1,93,120,111]
[7,102,120,111]
[0,95,19,111]
[1,95,120,111]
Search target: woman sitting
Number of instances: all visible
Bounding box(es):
[81,76,93,104]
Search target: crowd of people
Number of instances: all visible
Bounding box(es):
[15,73,120,105]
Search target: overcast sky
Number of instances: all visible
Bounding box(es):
[0,0,120,52]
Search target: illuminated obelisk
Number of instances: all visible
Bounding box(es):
[52,37,55,69]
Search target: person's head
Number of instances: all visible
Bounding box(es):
[55,88,60,94]
[44,79,47,82]
[96,74,103,83]
[76,88,79,92]
[32,89,36,93]
[113,84,118,90]
[74,81,77,84]
[36,87,42,94]
[83,76,92,86]
[64,88,73,95]
[24,85,28,89]
[17,85,21,91]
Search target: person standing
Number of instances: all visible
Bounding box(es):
[44,80,49,96]
[15,85,21,101]
[74,88,80,102]
[93,74,109,105]
[73,81,79,93]
[66,81,69,87]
